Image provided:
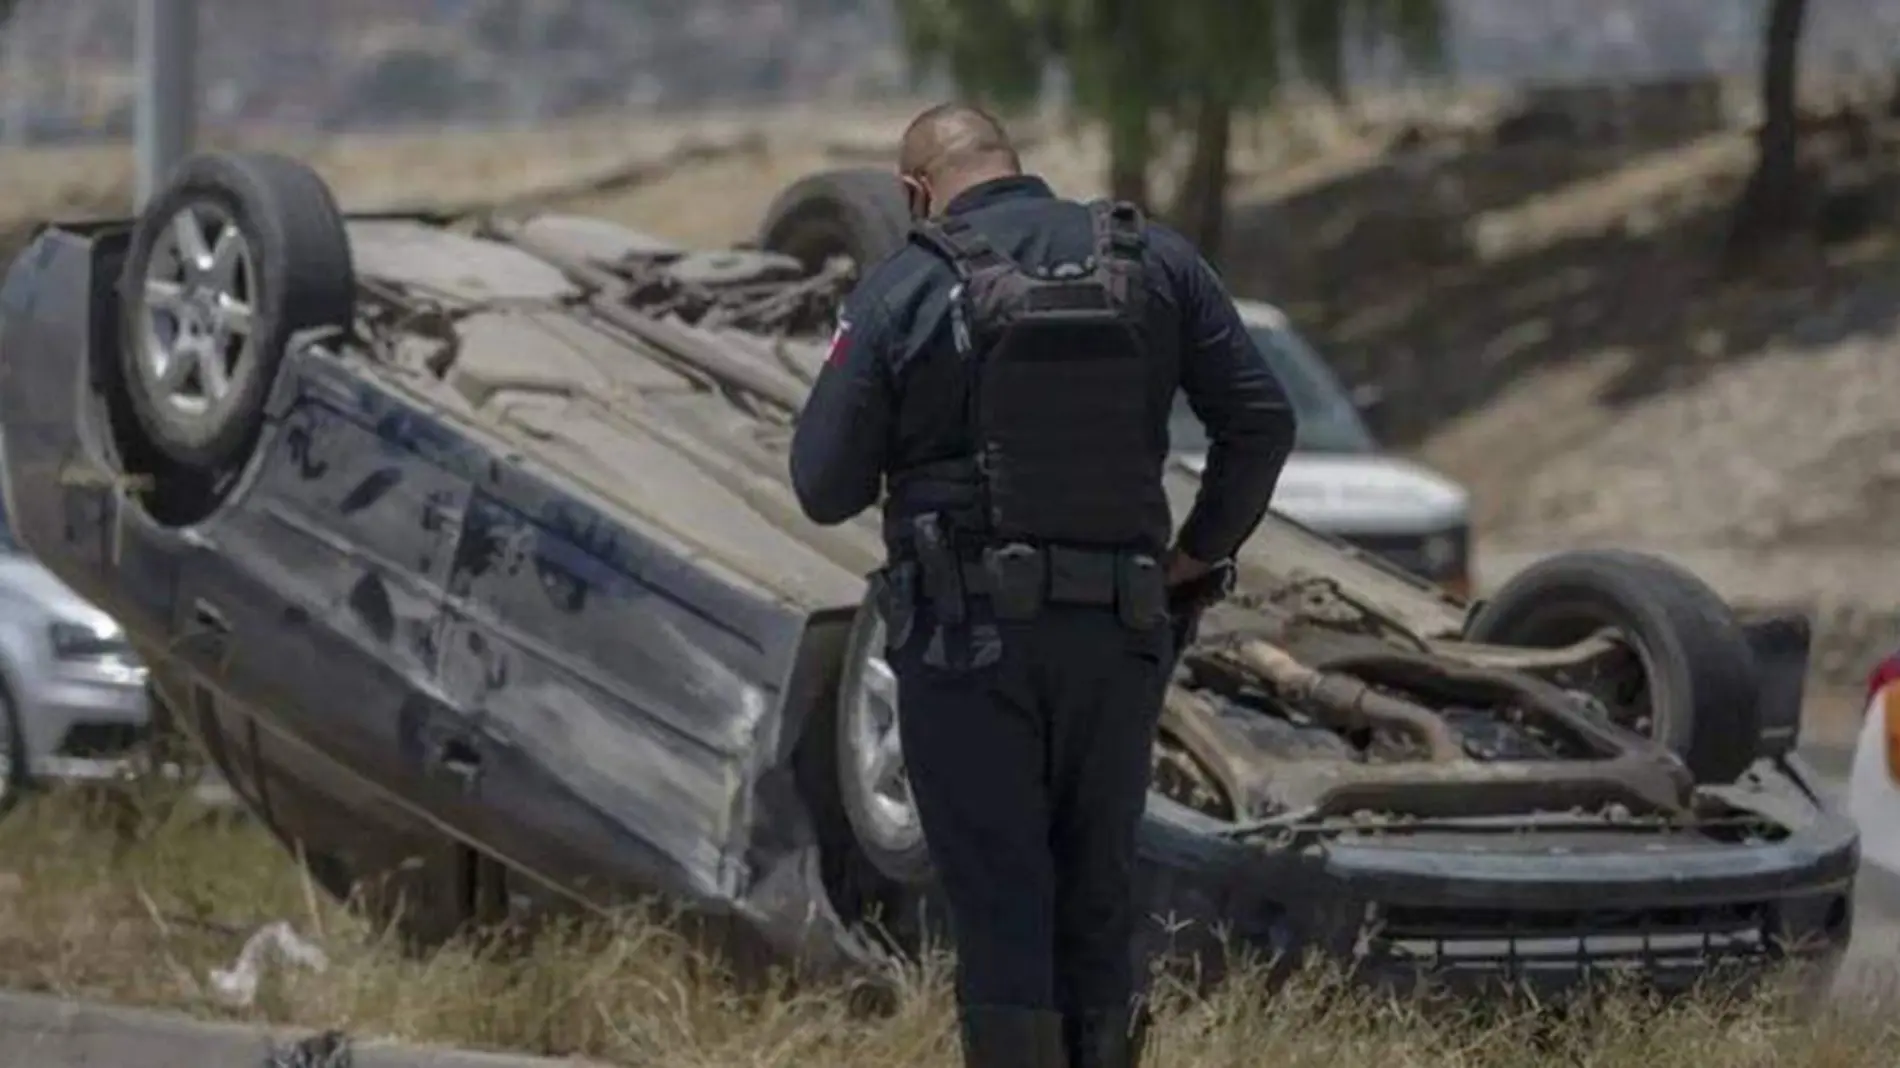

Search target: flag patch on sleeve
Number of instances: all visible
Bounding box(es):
[826,318,852,365]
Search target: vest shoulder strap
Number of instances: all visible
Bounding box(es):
[1088,200,1147,310]
[1089,200,1147,263]
[909,216,1009,280]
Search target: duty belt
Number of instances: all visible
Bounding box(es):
[898,513,1167,631]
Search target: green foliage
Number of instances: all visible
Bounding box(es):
[895,0,1446,117]
[893,0,1448,214]
[892,0,1054,110]
[1378,0,1452,74]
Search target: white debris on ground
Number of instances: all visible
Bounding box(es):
[208,921,329,1008]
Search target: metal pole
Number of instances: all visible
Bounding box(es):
[134,0,197,209]
[2,8,27,148]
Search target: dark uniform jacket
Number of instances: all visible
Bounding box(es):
[790,174,1297,565]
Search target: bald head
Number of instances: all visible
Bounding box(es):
[898,103,1022,210]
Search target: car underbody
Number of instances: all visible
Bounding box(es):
[0,155,1858,999]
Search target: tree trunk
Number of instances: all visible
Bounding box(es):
[1728,0,1810,255]
[1170,92,1235,263]
[1099,0,1154,210]
[1106,112,1152,208]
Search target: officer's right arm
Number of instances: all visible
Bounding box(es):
[1159,230,1299,567]
[789,287,897,526]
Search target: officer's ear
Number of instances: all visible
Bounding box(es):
[900,173,931,220]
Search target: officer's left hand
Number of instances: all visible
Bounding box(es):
[1164,549,1211,588]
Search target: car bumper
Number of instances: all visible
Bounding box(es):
[23,671,152,780]
[1137,798,1857,999]
[1317,829,1851,997]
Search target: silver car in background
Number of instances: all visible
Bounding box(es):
[0,492,150,807]
[1170,300,1476,597]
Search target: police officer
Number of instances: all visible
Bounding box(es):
[790,103,1296,1068]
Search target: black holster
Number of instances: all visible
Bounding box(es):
[1114,552,1166,631]
[911,513,967,625]
[870,561,919,652]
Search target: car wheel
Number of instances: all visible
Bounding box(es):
[835,588,933,885]
[1464,549,1761,784]
[118,150,354,471]
[0,682,26,816]
[757,168,911,277]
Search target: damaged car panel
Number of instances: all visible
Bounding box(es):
[0,153,1858,997]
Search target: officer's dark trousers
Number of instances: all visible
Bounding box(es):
[890,604,1173,1013]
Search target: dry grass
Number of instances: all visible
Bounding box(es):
[0,780,1892,1067]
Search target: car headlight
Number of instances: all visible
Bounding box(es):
[49,619,132,661]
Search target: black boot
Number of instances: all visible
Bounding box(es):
[1063,1004,1151,1068]
[959,1005,1069,1068]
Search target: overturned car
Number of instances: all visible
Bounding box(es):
[0,152,1857,997]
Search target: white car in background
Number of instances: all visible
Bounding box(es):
[0,491,152,810]
[1848,651,1900,893]
[1171,300,1475,596]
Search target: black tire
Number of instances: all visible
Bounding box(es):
[834,588,934,885]
[790,606,929,957]
[118,151,355,471]
[757,168,911,275]
[1464,550,1761,784]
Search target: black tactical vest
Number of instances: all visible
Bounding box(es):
[897,201,1166,550]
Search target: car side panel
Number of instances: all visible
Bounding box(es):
[0,232,821,923]
[398,398,811,903]
[166,365,472,805]
[248,353,819,907]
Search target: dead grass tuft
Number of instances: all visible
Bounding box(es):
[0,782,1891,1066]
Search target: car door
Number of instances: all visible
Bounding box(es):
[170,360,476,803]
[426,458,789,902]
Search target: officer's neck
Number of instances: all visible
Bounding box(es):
[932,166,1021,215]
